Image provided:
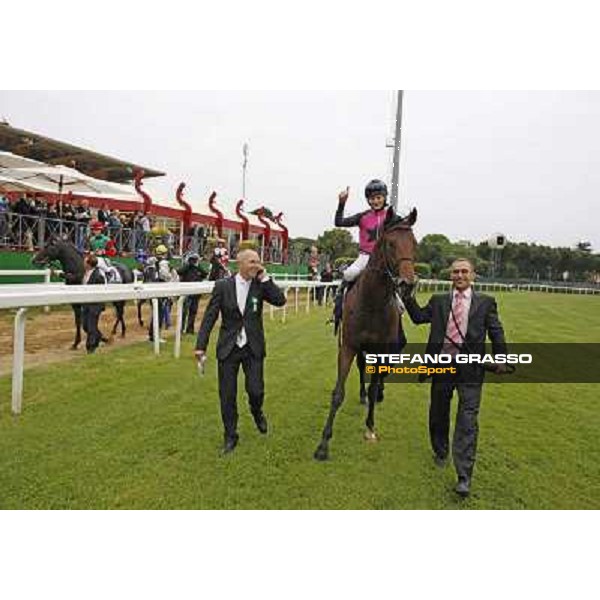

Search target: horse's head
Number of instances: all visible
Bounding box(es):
[372,207,418,296]
[32,239,61,266]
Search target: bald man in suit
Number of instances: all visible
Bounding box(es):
[195,250,287,455]
[405,258,508,498]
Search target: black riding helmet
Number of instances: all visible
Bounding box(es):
[365,179,388,209]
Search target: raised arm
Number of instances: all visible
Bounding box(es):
[260,278,287,307]
[334,186,363,228]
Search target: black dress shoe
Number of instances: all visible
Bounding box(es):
[253,413,268,435]
[221,435,239,455]
[455,478,471,498]
[433,454,449,468]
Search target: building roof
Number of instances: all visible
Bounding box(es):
[0,122,164,183]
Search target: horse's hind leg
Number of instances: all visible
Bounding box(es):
[114,301,126,337]
[365,375,383,441]
[137,300,145,327]
[314,344,356,461]
[72,304,82,350]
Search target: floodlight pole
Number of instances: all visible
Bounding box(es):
[389,91,404,211]
[242,143,249,199]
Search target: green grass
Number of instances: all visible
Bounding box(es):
[0,292,599,509]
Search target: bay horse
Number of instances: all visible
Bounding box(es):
[33,239,134,349]
[314,208,418,461]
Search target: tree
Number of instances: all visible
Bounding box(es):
[316,229,359,261]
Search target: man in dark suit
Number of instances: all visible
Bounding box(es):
[82,254,107,354]
[405,258,508,498]
[195,249,287,455]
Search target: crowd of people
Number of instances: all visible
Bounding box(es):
[0,193,176,255]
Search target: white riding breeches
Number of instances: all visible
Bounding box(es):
[343,253,370,282]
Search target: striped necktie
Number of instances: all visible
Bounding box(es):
[444,291,466,354]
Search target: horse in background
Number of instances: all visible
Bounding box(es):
[314,209,418,461]
[33,239,134,348]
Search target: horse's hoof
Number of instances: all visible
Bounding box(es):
[71,343,79,351]
[314,445,329,461]
[364,429,379,442]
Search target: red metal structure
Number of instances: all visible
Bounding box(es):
[274,212,289,264]
[256,207,272,262]
[175,182,192,233]
[235,199,250,241]
[207,191,223,238]
[134,169,152,214]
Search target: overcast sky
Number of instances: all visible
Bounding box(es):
[1,91,598,249]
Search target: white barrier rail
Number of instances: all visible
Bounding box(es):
[0,269,64,312]
[0,279,340,415]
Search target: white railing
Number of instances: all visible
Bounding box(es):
[416,279,600,295]
[0,279,340,415]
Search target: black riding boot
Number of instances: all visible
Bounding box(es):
[331,280,355,335]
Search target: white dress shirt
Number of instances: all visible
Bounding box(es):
[235,273,252,347]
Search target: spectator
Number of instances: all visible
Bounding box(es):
[178,252,208,334]
[74,199,91,250]
[98,203,110,224]
[0,194,8,240]
[209,238,230,280]
[14,195,30,217]
[317,262,334,306]
[147,244,172,343]
[89,221,110,253]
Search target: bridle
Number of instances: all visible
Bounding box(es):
[373,224,416,292]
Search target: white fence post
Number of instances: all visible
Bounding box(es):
[152,299,160,356]
[174,296,185,359]
[306,285,311,314]
[12,308,27,415]
[44,269,52,313]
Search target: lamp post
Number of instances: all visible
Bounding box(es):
[387,91,404,211]
[242,142,249,199]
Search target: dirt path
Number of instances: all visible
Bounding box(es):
[0,303,184,376]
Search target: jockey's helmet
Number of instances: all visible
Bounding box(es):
[365,179,388,205]
[155,244,168,256]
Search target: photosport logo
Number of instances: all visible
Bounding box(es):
[359,344,600,384]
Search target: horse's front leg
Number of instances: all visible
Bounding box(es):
[72,304,82,350]
[314,344,356,461]
[112,301,126,337]
[356,351,367,405]
[120,301,127,337]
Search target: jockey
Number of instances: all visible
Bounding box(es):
[209,237,231,280]
[155,244,173,282]
[94,250,122,284]
[331,179,393,326]
[89,221,110,253]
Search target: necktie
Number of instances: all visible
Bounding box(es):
[444,292,465,354]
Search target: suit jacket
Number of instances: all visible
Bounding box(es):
[196,275,287,361]
[405,289,507,382]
